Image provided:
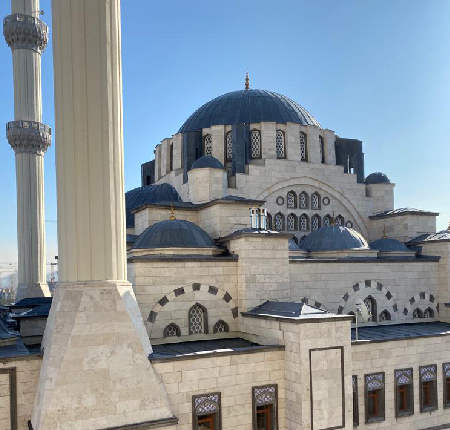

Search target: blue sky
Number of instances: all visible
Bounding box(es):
[0,0,449,263]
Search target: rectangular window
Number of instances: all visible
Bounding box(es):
[353,375,359,426]
[365,372,385,423]
[169,143,174,171]
[395,369,414,417]
[253,384,278,430]
[420,365,437,412]
[192,393,221,430]
[319,136,325,164]
[444,363,450,408]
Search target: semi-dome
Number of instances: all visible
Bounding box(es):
[299,225,369,252]
[133,219,216,249]
[365,172,391,185]
[370,238,408,252]
[126,184,182,228]
[179,89,321,133]
[190,155,224,171]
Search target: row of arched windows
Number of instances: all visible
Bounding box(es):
[268,212,345,232]
[413,308,435,319]
[287,191,321,210]
[162,303,229,337]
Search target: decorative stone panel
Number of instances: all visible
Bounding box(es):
[3,13,48,53]
[403,291,438,317]
[6,121,51,155]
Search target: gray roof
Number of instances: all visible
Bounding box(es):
[133,219,216,249]
[365,172,391,185]
[125,184,182,228]
[12,297,52,307]
[190,155,224,171]
[352,322,450,342]
[408,229,450,244]
[179,89,321,133]
[242,300,326,319]
[13,303,51,319]
[289,238,300,250]
[369,208,439,220]
[299,225,369,252]
[370,238,409,252]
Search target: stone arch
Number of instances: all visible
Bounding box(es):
[147,283,238,324]
[256,176,368,237]
[403,292,438,317]
[336,280,399,321]
[300,297,328,312]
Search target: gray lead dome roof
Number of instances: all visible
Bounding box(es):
[190,155,224,170]
[133,219,216,249]
[299,225,369,252]
[179,89,321,133]
[365,172,391,185]
[370,238,409,252]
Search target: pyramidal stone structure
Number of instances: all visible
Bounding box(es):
[3,0,51,300]
[31,0,175,429]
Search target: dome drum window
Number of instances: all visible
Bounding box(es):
[287,191,297,209]
[226,131,233,162]
[300,214,309,232]
[300,132,308,161]
[275,130,286,159]
[299,192,309,209]
[204,134,213,156]
[311,192,321,210]
[189,303,208,335]
[311,214,321,231]
[250,130,261,159]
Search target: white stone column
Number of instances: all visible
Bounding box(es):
[4,0,51,300]
[31,1,174,429]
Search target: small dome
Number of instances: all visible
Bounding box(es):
[370,238,408,252]
[133,219,216,249]
[125,184,182,228]
[190,155,224,171]
[365,172,391,185]
[299,225,369,252]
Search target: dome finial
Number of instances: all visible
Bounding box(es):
[331,211,336,225]
[382,225,387,239]
[245,71,250,90]
[169,204,176,221]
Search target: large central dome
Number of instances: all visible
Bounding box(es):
[179,89,321,133]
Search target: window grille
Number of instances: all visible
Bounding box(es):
[274,213,284,231]
[204,134,212,156]
[287,214,296,231]
[395,369,414,417]
[275,130,285,158]
[336,215,344,226]
[413,308,423,319]
[300,214,309,232]
[420,365,438,412]
[353,376,359,426]
[299,192,308,209]
[253,385,277,430]
[287,191,296,209]
[250,130,261,159]
[379,310,391,321]
[300,132,307,161]
[364,296,376,322]
[213,320,229,333]
[193,393,221,430]
[443,363,450,408]
[189,303,207,335]
[323,215,332,227]
[311,214,321,231]
[226,131,233,162]
[311,193,321,210]
[424,307,434,318]
[163,323,180,337]
[365,373,385,423]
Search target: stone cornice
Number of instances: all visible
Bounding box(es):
[3,13,48,53]
[6,120,51,155]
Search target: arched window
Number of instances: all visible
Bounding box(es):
[275,130,285,159]
[287,213,297,231]
[336,215,345,226]
[319,136,325,164]
[226,131,233,162]
[311,192,321,210]
[189,303,208,334]
[300,131,308,161]
[299,192,309,209]
[274,212,284,231]
[364,296,377,322]
[267,213,273,230]
[424,308,434,318]
[163,323,181,337]
[413,308,423,319]
[213,320,229,333]
[204,134,212,156]
[299,214,309,232]
[287,191,297,209]
[250,129,261,159]
[379,310,391,322]
[311,214,321,231]
[323,215,332,227]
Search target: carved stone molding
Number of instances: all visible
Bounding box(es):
[6,120,51,155]
[3,13,48,53]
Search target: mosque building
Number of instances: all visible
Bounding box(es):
[1,2,450,430]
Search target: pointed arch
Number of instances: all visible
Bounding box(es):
[274,212,285,231]
[287,190,297,209]
[299,213,309,232]
[204,134,212,156]
[323,214,332,227]
[363,295,377,322]
[300,131,308,161]
[163,323,181,337]
[403,292,438,318]
[311,214,321,231]
[336,214,345,226]
[213,320,229,333]
[379,310,391,322]
[299,191,309,209]
[276,130,286,158]
[189,302,208,334]
[311,192,321,210]
[287,213,297,231]
[250,129,261,159]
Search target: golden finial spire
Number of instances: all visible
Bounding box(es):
[331,211,336,225]
[245,71,250,90]
[169,204,176,221]
[382,225,387,239]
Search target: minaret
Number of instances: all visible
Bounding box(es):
[3,0,51,300]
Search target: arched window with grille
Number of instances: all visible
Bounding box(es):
[163,323,181,338]
[323,214,332,227]
[287,191,297,209]
[311,192,321,210]
[299,191,309,209]
[299,214,309,232]
[189,303,208,334]
[413,308,423,319]
[276,130,286,159]
[311,214,321,231]
[274,212,284,231]
[336,215,345,226]
[226,131,233,162]
[364,296,377,322]
[319,136,325,164]
[424,308,434,318]
[204,134,212,156]
[300,131,308,161]
[213,320,229,333]
[250,129,261,159]
[379,310,391,322]
[267,213,273,230]
[287,213,297,231]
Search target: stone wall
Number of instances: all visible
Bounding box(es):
[134,207,198,236]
